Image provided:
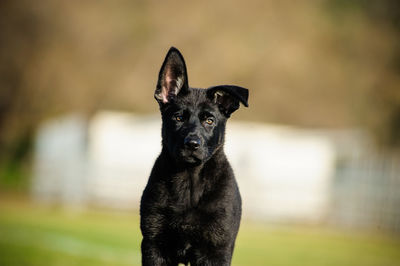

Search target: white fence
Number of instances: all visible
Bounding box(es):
[331,152,400,232]
[32,111,400,231]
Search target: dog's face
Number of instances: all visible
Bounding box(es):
[155,47,249,165]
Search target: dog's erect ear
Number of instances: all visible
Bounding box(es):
[207,85,249,117]
[155,47,189,105]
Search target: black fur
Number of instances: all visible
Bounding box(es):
[140,47,249,266]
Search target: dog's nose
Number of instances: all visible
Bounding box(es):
[184,136,201,150]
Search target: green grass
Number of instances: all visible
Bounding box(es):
[0,199,399,266]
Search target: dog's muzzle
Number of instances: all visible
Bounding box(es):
[184,136,201,151]
[178,135,206,164]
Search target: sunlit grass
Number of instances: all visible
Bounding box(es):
[0,199,399,266]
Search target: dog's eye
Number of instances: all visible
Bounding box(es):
[205,118,214,125]
[175,115,183,122]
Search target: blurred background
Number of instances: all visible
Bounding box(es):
[1,0,400,265]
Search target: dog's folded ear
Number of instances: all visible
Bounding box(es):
[207,85,249,117]
[155,47,189,105]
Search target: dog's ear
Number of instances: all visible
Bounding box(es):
[155,47,189,105]
[207,85,249,117]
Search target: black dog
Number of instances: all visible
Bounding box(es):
[140,47,249,266]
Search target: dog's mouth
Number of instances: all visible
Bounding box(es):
[178,149,206,164]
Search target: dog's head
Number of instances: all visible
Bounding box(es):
[155,47,249,165]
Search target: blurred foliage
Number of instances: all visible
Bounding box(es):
[325,0,400,146]
[0,0,400,186]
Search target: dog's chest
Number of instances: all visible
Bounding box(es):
[170,172,206,208]
[167,173,210,233]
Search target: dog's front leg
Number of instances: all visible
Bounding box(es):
[190,246,233,266]
[141,238,171,266]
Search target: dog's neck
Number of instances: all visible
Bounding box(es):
[159,147,227,207]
